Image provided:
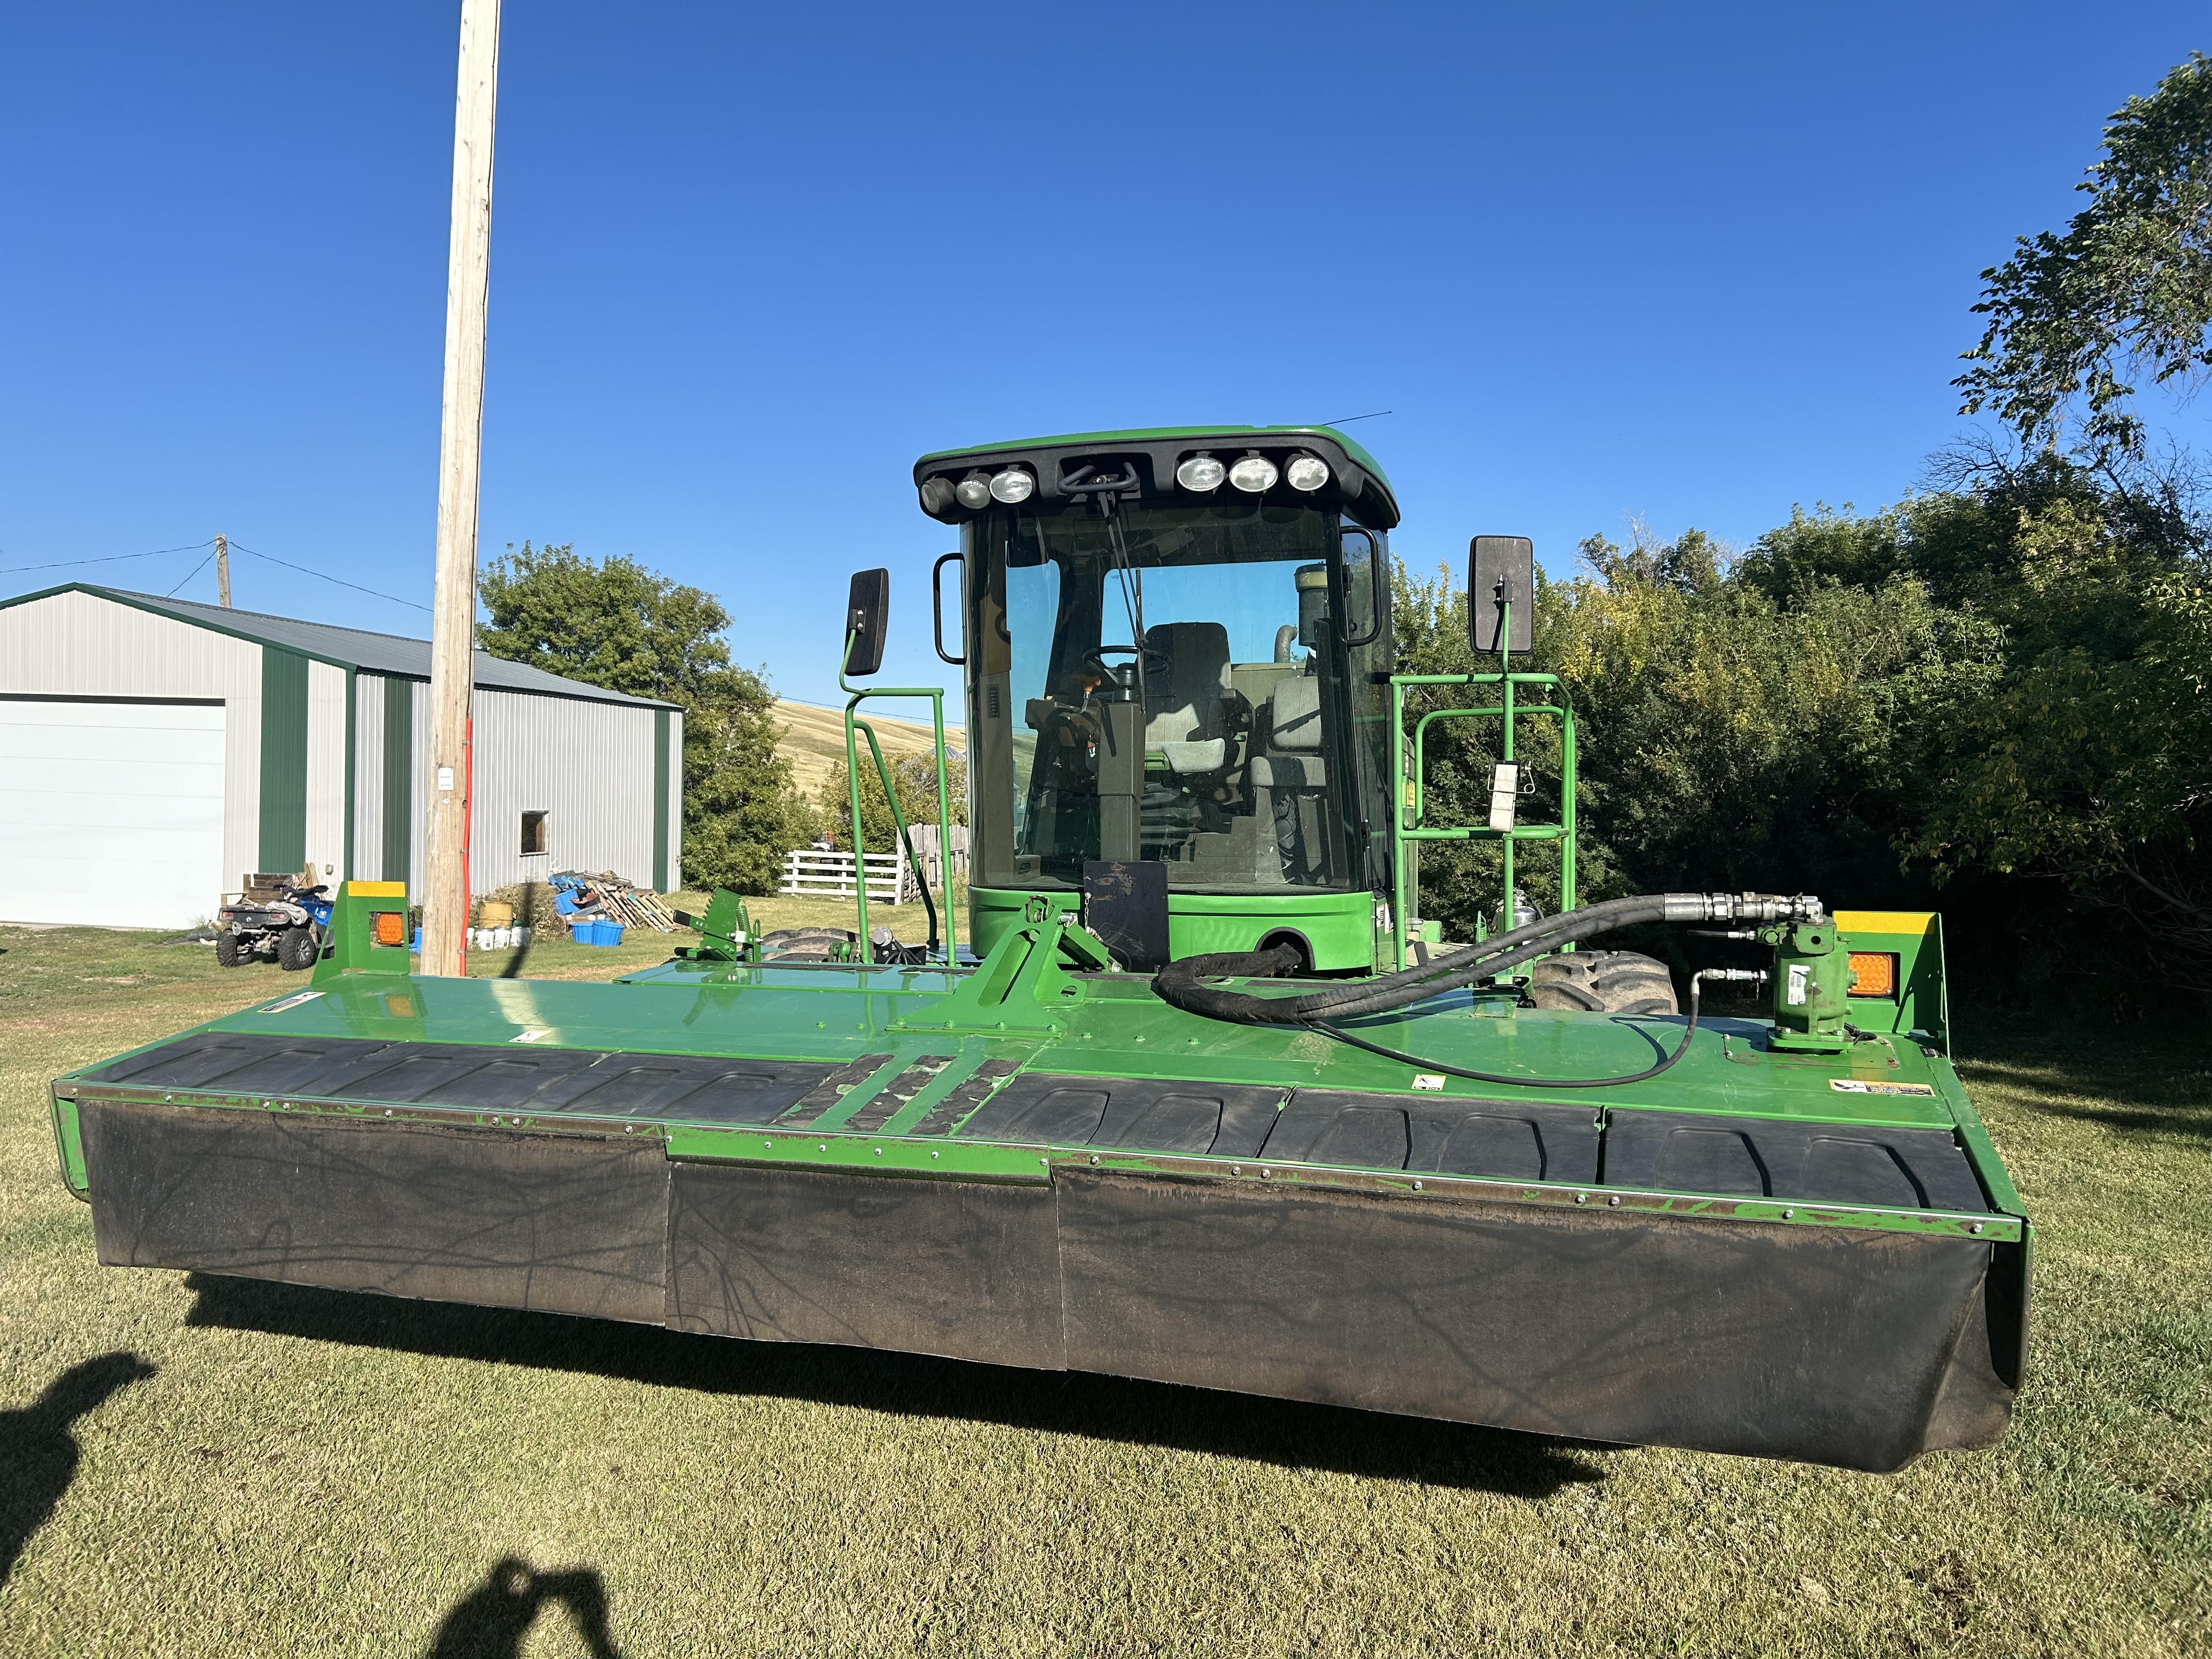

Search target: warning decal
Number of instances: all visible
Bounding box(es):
[1830,1078,1937,1096]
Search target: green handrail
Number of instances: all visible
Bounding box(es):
[1385,601,1577,970]
[839,633,958,966]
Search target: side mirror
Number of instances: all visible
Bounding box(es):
[1469,535,1534,655]
[844,568,889,676]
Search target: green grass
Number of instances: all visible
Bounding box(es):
[1,921,2205,1656]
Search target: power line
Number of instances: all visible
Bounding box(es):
[225,541,431,611]
[1318,410,1392,426]
[166,550,218,597]
[0,540,214,577]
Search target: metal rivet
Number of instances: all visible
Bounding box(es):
[874,1147,883,1155]
[1412,1180,1424,1191]
[1970,1222,1984,1235]
[1040,1156,1048,1165]
[930,1150,940,1159]
[819,1143,827,1152]
[385,1109,393,1117]
[1607,1195,1621,1207]
[1782,1208,1795,1219]
[164,1093,174,1102]
[1575,1192,1588,1204]
[1090,1155,1099,1165]
[1232,1165,1243,1175]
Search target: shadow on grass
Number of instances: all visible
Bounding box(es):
[185,1276,1604,1498]
[425,1555,623,1659]
[1955,1020,2212,1141]
[0,1351,157,1586]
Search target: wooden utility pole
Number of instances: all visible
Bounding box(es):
[214,534,230,607]
[420,0,500,978]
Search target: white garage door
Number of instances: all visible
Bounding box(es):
[0,698,227,929]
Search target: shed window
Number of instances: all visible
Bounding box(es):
[520,810,548,855]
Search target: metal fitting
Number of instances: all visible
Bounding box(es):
[1664,892,1824,924]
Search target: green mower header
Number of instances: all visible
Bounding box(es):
[49,426,2028,1474]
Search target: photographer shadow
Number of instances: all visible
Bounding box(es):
[426,1556,623,1659]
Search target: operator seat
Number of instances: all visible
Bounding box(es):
[1142,622,1233,774]
[1252,669,1329,881]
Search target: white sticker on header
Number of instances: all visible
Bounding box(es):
[1412,1074,1447,1092]
[510,1029,553,1044]
[260,990,325,1014]
[1830,1079,1937,1096]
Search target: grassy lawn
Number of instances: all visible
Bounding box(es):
[1,918,2205,1656]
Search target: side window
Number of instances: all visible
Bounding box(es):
[520,810,548,855]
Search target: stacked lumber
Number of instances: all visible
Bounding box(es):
[550,870,679,933]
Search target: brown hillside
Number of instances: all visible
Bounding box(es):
[774,699,965,799]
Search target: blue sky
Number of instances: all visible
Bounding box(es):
[3,3,2203,706]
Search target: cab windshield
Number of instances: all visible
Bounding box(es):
[966,496,1390,894]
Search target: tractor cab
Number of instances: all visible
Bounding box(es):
[916,427,1401,970]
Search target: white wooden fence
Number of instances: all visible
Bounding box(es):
[781,826,967,905]
[780,846,904,902]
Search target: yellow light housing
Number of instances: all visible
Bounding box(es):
[1847,951,1898,998]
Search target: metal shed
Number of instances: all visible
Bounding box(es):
[0,584,681,928]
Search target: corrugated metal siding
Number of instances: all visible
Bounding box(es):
[0,588,263,890]
[353,674,386,878]
[73,586,678,707]
[666,710,685,887]
[469,687,664,891]
[1,589,679,904]
[304,660,348,880]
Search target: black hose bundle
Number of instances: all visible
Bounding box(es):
[1151,891,1818,1088]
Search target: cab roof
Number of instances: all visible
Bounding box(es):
[912,424,1400,529]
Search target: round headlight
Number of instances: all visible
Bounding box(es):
[1286,454,1330,492]
[954,473,992,510]
[1228,454,1279,493]
[989,467,1035,504]
[1175,453,1226,492]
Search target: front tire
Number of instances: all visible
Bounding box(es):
[276,926,320,972]
[214,930,246,968]
[1528,949,1679,1015]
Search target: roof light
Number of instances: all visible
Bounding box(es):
[954,472,992,510]
[1176,453,1226,492]
[1286,453,1330,492]
[989,467,1035,504]
[1228,454,1279,493]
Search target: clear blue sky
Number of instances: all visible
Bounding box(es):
[3,3,2203,705]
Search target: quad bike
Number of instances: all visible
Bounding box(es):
[214,882,332,972]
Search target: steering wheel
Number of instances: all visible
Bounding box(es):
[1082,643,1173,689]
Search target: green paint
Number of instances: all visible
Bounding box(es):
[967,885,1374,971]
[381,677,413,883]
[48,1094,87,1198]
[653,707,670,891]
[257,647,309,872]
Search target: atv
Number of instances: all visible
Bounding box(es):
[214,882,332,972]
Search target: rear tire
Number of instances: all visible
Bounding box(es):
[1528,949,1679,1015]
[214,930,246,968]
[276,926,320,972]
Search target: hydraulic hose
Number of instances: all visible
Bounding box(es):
[1312,968,1768,1090]
[1150,896,1810,1091]
[1153,891,1819,1026]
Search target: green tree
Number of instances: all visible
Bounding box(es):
[818,748,967,857]
[477,543,811,894]
[1956,53,2212,460]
